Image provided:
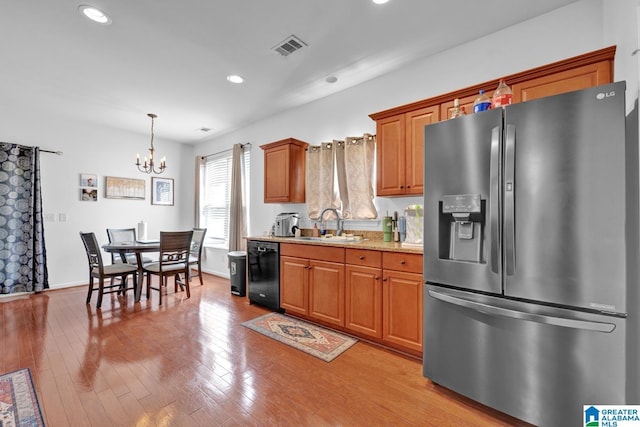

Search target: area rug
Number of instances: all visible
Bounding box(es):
[0,368,45,426]
[242,312,358,362]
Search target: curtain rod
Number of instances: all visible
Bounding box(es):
[201,142,251,160]
[41,149,63,155]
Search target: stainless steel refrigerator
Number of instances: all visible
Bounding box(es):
[423,82,638,427]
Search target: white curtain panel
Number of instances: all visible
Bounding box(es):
[306,142,340,220]
[336,134,377,219]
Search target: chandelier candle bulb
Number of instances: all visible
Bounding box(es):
[136,113,167,174]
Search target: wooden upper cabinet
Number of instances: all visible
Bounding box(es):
[512,61,612,103]
[375,106,439,197]
[375,115,404,196]
[371,46,615,197]
[260,138,309,203]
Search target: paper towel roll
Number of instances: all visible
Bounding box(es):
[137,221,147,241]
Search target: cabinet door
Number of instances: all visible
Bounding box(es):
[309,260,345,327]
[512,61,611,103]
[345,265,382,338]
[280,256,309,315]
[383,270,423,353]
[405,106,439,195]
[376,114,405,196]
[263,145,291,203]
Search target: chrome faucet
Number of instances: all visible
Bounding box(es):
[320,208,344,236]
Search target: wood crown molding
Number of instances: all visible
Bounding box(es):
[369,45,616,121]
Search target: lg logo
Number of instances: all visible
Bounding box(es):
[596,91,616,99]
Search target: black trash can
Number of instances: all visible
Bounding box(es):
[228,251,247,296]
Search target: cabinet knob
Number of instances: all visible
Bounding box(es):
[359,255,365,260]
[400,260,406,265]
[399,185,404,189]
[407,185,411,189]
[375,276,380,281]
[383,277,388,282]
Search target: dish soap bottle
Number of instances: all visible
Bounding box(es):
[473,90,491,113]
[492,79,513,108]
[450,98,465,119]
[312,223,319,237]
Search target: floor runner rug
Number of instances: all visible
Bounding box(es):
[0,368,45,426]
[242,312,358,362]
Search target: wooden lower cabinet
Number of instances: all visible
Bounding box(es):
[345,264,382,339]
[382,269,423,353]
[309,260,345,327]
[381,252,424,353]
[281,243,423,356]
[280,255,309,315]
[280,244,345,327]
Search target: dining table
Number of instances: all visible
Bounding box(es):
[102,240,160,302]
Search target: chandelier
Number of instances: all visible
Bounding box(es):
[135,113,166,174]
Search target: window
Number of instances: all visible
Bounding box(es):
[199,148,250,247]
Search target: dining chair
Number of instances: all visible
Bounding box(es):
[106,227,154,290]
[142,230,193,305]
[188,228,207,285]
[106,228,154,265]
[80,232,138,309]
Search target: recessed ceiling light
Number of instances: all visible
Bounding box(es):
[372,0,390,4]
[226,75,244,84]
[325,76,338,84]
[78,5,112,24]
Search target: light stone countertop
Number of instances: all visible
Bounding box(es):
[245,235,423,254]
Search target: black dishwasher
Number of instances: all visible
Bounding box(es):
[247,240,280,311]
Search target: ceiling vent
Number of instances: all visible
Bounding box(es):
[272,35,307,57]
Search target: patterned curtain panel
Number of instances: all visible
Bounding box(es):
[336,134,377,219]
[0,143,48,294]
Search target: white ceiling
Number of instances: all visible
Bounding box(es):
[1,0,579,143]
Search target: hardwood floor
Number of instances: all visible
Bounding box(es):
[0,274,531,426]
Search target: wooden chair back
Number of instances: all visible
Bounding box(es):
[80,232,105,274]
[106,228,137,263]
[158,231,193,272]
[190,228,207,258]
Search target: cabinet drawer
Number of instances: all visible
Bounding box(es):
[382,252,423,274]
[346,249,382,268]
[281,243,345,263]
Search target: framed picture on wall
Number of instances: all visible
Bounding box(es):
[80,188,98,202]
[104,176,145,199]
[151,177,174,206]
[80,173,97,188]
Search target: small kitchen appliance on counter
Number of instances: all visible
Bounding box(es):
[274,212,300,237]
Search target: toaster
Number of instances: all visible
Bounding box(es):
[274,212,300,237]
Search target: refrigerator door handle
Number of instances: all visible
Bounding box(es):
[428,289,616,333]
[490,126,500,274]
[504,124,516,276]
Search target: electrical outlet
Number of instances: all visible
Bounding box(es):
[58,213,67,222]
[43,213,55,222]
